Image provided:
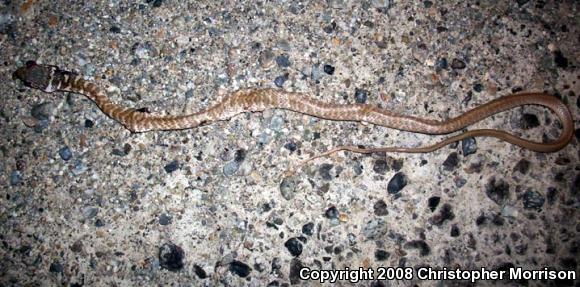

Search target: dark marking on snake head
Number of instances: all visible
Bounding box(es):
[14,61,77,93]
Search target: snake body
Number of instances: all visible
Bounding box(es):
[14,61,574,154]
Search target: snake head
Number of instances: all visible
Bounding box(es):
[14,61,61,92]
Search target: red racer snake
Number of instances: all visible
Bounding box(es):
[14,61,574,160]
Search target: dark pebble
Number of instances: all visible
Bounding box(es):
[461,138,477,156]
[513,159,531,174]
[475,214,487,226]
[10,170,22,186]
[372,159,389,175]
[289,259,304,285]
[284,238,303,257]
[58,146,72,161]
[31,102,52,121]
[275,54,291,68]
[516,0,529,6]
[473,83,483,92]
[429,203,455,226]
[521,113,539,129]
[572,174,579,195]
[84,119,94,128]
[374,249,390,261]
[302,222,315,236]
[234,149,246,162]
[193,264,208,279]
[229,260,252,277]
[323,64,335,75]
[404,240,430,256]
[323,21,336,34]
[373,200,388,216]
[274,75,287,87]
[554,50,568,68]
[423,0,433,8]
[164,160,179,173]
[159,213,172,225]
[442,152,459,171]
[575,128,580,141]
[387,172,407,194]
[391,159,404,171]
[319,163,334,180]
[354,88,369,103]
[450,224,460,237]
[109,26,121,33]
[95,218,105,227]
[152,0,163,8]
[491,214,504,226]
[49,261,64,273]
[428,196,440,212]
[522,190,545,210]
[325,206,339,219]
[158,243,184,272]
[546,187,558,204]
[279,176,297,200]
[284,141,298,152]
[450,58,466,69]
[436,57,448,70]
[485,177,510,205]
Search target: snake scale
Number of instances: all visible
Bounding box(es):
[14,61,574,158]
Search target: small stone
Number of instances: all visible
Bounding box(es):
[109,26,121,33]
[269,115,285,131]
[450,225,460,237]
[319,163,334,180]
[279,177,297,200]
[193,264,208,279]
[284,141,298,152]
[229,260,251,277]
[522,190,545,210]
[259,49,275,69]
[450,58,466,69]
[325,206,339,219]
[82,206,99,219]
[521,114,540,129]
[275,54,291,68]
[423,0,433,8]
[404,240,430,256]
[159,243,184,272]
[373,200,388,216]
[164,160,179,173]
[302,222,315,236]
[362,218,388,240]
[10,170,22,186]
[442,152,460,171]
[152,0,163,8]
[59,146,73,161]
[428,196,440,212]
[223,161,241,177]
[274,75,287,87]
[554,51,568,68]
[31,102,52,121]
[429,203,455,226]
[436,57,448,70]
[473,83,483,92]
[485,177,510,205]
[375,249,390,261]
[387,172,407,194]
[284,237,304,257]
[95,218,105,227]
[354,88,369,103]
[71,160,87,175]
[49,261,64,273]
[323,64,335,75]
[461,138,477,156]
[159,213,172,225]
[372,159,389,175]
[84,119,94,128]
[513,159,531,174]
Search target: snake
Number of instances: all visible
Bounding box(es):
[13,60,574,159]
